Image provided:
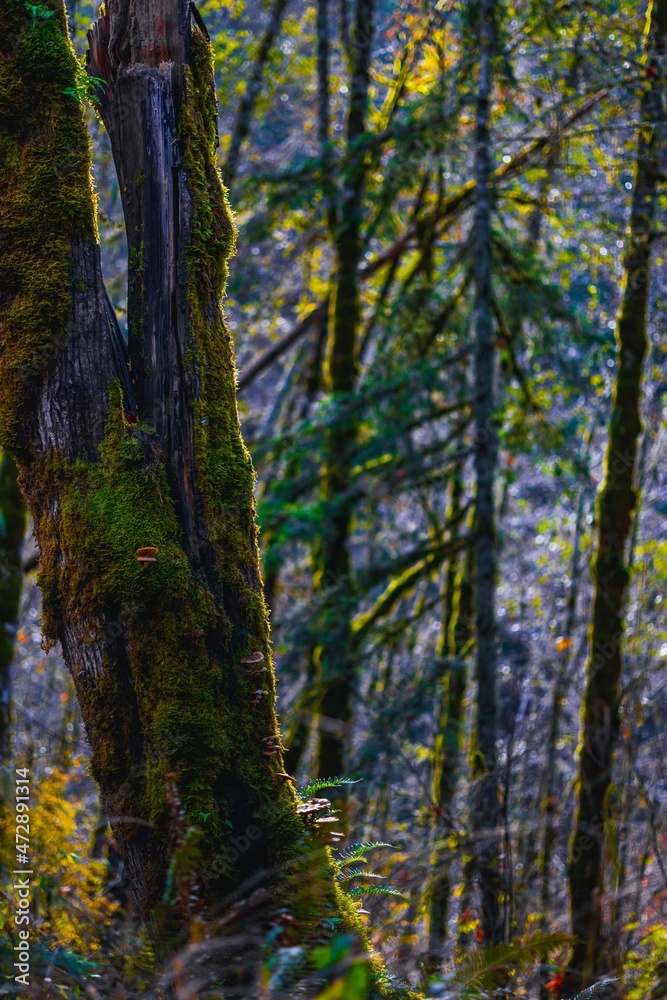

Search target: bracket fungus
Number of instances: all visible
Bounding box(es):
[136,546,158,563]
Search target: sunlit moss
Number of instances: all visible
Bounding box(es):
[0,0,96,447]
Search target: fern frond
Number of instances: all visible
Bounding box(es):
[332,842,394,870]
[347,886,406,899]
[569,978,618,1000]
[335,868,385,882]
[450,931,573,993]
[297,776,362,800]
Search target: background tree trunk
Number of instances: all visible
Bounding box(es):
[567,0,667,985]
[470,0,503,949]
[312,0,375,790]
[426,466,473,968]
[221,0,290,189]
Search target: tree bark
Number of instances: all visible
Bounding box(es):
[317,0,337,233]
[537,490,585,999]
[0,3,411,991]
[470,0,503,949]
[83,0,310,943]
[567,0,667,985]
[427,466,474,968]
[0,455,27,767]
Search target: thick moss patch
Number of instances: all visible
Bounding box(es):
[0,0,96,447]
[181,31,271,644]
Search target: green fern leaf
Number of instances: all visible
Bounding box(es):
[347,885,406,899]
[335,868,385,882]
[297,776,362,800]
[332,842,394,870]
[449,931,573,993]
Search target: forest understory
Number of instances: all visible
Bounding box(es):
[1,0,667,998]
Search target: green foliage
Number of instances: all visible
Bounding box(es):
[346,885,406,900]
[298,776,362,799]
[625,927,667,1000]
[62,58,105,106]
[330,842,406,908]
[333,843,395,869]
[441,932,573,995]
[23,2,53,23]
[0,772,118,982]
[335,868,385,882]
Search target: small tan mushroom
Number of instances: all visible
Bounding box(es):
[296,803,320,816]
[262,736,283,752]
[136,546,158,563]
[240,652,265,664]
[296,800,330,817]
[274,773,297,783]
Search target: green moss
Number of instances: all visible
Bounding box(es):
[181,33,262,611]
[177,29,298,822]
[27,383,292,868]
[0,0,96,447]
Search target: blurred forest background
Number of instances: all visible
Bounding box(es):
[1,0,667,997]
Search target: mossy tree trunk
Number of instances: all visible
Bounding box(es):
[469,0,504,949]
[0,3,413,991]
[566,0,667,986]
[85,0,311,938]
[0,455,27,767]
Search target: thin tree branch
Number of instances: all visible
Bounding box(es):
[222,0,291,189]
